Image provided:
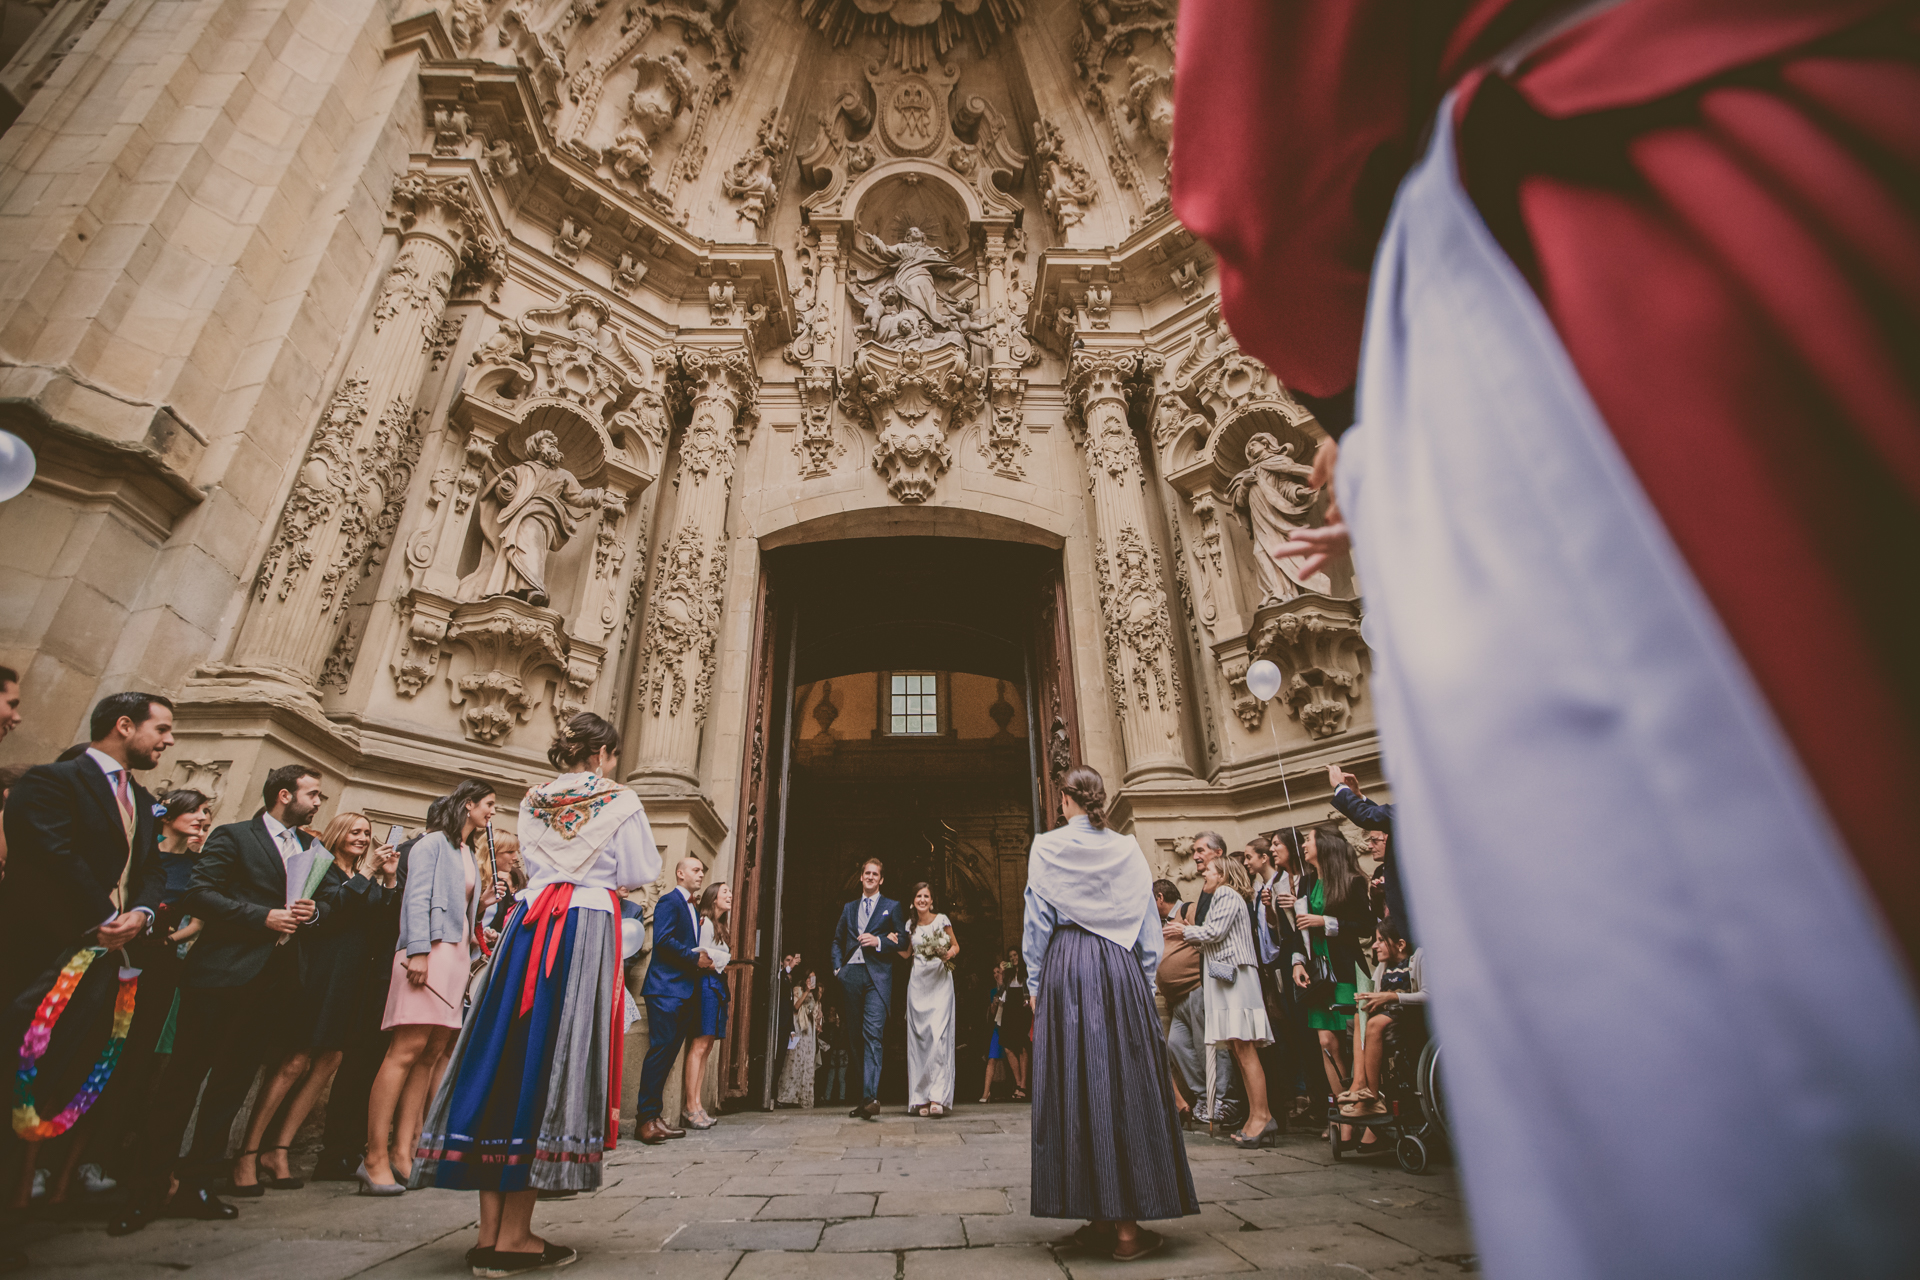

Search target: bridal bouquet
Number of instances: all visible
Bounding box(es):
[913,926,953,971]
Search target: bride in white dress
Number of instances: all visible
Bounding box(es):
[899,882,960,1117]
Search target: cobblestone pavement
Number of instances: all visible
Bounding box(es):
[18,1105,1478,1279]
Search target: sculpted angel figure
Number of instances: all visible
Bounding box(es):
[460,430,604,608]
[1225,431,1334,602]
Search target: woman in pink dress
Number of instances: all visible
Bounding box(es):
[358,778,501,1194]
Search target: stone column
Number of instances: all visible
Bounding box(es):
[233,173,490,688]
[1067,348,1190,783]
[629,346,759,788]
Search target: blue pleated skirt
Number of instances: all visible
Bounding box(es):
[411,890,620,1192]
[1031,923,1198,1222]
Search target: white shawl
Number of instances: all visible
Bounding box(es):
[1026,815,1154,950]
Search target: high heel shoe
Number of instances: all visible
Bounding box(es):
[260,1144,304,1190]
[355,1159,407,1197]
[1228,1119,1282,1149]
[224,1149,265,1198]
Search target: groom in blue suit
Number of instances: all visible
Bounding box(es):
[831,858,906,1119]
[637,856,711,1143]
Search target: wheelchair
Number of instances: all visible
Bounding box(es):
[1326,1001,1450,1174]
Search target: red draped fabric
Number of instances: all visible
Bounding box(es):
[1173,0,1920,972]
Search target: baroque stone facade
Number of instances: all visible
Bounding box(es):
[0,0,1383,1090]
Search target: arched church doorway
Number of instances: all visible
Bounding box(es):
[728,534,1083,1109]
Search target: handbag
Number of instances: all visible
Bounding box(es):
[1303,928,1338,1005]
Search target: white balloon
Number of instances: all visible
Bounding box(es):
[1245,658,1283,703]
[1359,607,1382,652]
[620,916,645,960]
[0,430,34,503]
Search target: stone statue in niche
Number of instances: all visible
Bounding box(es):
[1225,432,1333,602]
[459,429,605,608]
[849,228,978,348]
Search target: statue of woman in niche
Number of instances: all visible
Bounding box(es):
[460,429,604,608]
[1225,431,1333,602]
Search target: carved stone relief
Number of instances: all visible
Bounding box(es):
[797,61,1025,221]
[839,344,984,503]
[721,109,789,228]
[553,215,592,265]
[639,525,725,719]
[979,367,1028,480]
[792,367,843,478]
[796,0,1023,72]
[445,597,572,744]
[1032,118,1097,235]
[1094,525,1181,722]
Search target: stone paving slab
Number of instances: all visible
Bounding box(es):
[819,1213,966,1251]
[14,1104,1477,1277]
[753,1193,876,1220]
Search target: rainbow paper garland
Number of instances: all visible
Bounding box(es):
[12,946,138,1140]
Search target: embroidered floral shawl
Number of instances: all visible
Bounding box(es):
[519,771,645,876]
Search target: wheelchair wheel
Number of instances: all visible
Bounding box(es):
[1329,1118,1343,1162]
[1395,1133,1430,1175]
[1416,1040,1449,1142]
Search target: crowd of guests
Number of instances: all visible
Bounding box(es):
[0,679,675,1275]
[0,663,1422,1270]
[1149,761,1420,1157]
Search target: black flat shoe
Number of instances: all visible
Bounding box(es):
[164,1187,238,1221]
[466,1246,497,1275]
[475,1242,577,1276]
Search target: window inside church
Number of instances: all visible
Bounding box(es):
[889,673,939,736]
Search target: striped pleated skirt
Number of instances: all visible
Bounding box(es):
[1031,924,1199,1222]
[411,885,623,1192]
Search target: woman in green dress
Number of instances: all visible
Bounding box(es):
[1286,823,1373,1144]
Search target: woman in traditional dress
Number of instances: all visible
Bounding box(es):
[362,777,497,1194]
[1176,854,1276,1147]
[231,811,397,1193]
[680,880,732,1130]
[1284,823,1372,1147]
[1025,766,1197,1262]
[776,974,819,1108]
[411,712,660,1278]
[899,882,958,1117]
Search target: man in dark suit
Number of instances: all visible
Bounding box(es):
[1327,764,1412,944]
[636,856,712,1143]
[0,691,174,1269]
[831,858,905,1120]
[109,762,327,1235]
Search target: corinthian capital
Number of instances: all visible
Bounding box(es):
[668,345,761,431]
[1066,347,1162,420]
[1068,347,1162,484]
[390,171,489,254]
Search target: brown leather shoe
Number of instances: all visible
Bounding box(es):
[856,1098,881,1120]
[638,1119,685,1145]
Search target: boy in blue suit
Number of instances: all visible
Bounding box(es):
[831,858,906,1119]
[637,856,711,1143]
